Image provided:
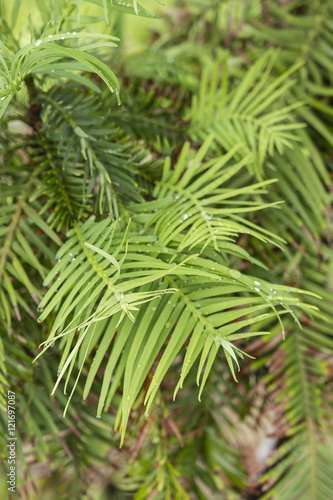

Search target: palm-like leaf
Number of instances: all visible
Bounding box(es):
[35,142,317,445]
[190,50,305,179]
[0,162,61,330]
[0,31,119,119]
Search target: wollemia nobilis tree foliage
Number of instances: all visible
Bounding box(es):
[0,0,332,498]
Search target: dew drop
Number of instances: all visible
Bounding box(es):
[35,40,42,46]
[229,269,241,279]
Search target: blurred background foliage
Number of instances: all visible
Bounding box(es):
[0,0,332,499]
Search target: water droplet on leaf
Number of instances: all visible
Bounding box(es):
[229,269,241,279]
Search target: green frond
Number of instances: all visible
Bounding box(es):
[34,141,317,443]
[0,31,119,119]
[78,0,161,24]
[0,166,61,329]
[38,85,155,217]
[130,137,283,253]
[190,50,305,179]
[29,135,92,231]
[107,81,188,153]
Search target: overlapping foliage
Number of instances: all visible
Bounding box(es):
[0,0,332,499]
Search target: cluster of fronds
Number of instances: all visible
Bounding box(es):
[0,0,332,499]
